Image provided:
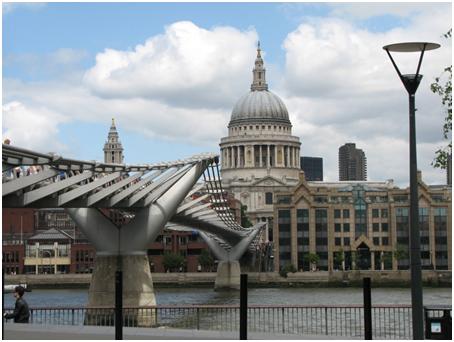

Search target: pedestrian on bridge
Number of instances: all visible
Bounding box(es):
[4,285,30,323]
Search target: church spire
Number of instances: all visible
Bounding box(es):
[104,118,124,164]
[251,41,268,91]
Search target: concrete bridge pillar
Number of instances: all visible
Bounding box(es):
[85,254,156,327]
[214,260,241,290]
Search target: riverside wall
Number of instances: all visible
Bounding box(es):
[4,270,451,289]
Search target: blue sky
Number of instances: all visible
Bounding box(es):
[2,2,452,185]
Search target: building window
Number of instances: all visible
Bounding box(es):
[372,209,380,218]
[265,192,273,205]
[382,237,389,245]
[334,209,341,219]
[381,209,388,218]
[343,237,350,246]
[278,210,291,268]
[335,237,342,246]
[343,209,350,219]
[373,237,380,245]
[382,223,389,232]
[334,224,341,232]
[373,223,380,232]
[343,223,350,232]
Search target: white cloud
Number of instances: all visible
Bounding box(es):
[280,7,451,185]
[84,21,257,109]
[3,11,451,186]
[2,101,69,153]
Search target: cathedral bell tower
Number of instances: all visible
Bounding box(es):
[103,118,124,164]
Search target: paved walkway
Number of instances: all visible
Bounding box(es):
[4,323,357,340]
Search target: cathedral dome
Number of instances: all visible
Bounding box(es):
[229,90,290,126]
[228,43,290,127]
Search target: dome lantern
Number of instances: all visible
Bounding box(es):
[228,43,291,127]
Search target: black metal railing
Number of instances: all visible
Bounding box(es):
[3,304,419,339]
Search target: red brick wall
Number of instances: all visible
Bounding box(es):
[70,243,96,273]
[2,244,25,274]
[2,208,35,237]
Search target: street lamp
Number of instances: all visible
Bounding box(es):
[383,42,440,340]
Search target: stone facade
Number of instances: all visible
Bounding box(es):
[220,44,301,239]
[103,118,124,164]
[274,172,452,272]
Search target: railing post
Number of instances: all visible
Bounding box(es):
[240,273,248,340]
[325,307,328,335]
[196,307,200,330]
[363,277,372,340]
[115,270,123,340]
[71,308,75,325]
[282,307,285,334]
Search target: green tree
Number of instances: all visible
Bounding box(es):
[380,252,393,270]
[279,262,297,278]
[351,251,357,270]
[304,253,320,271]
[393,244,409,263]
[197,249,214,271]
[431,29,452,169]
[241,205,253,228]
[162,252,185,272]
[333,250,345,270]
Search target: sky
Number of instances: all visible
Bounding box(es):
[2,1,452,186]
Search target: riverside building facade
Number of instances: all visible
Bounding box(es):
[274,172,451,272]
[220,44,301,240]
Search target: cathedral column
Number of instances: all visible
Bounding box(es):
[259,145,263,167]
[285,146,289,168]
[230,147,234,168]
[297,148,300,168]
[237,146,241,168]
[293,147,297,168]
[267,145,270,168]
[294,146,297,167]
[274,145,278,167]
[250,145,255,168]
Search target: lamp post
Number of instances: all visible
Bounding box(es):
[383,42,440,339]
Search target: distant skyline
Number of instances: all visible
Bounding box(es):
[2,2,452,186]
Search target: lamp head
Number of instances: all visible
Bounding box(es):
[383,41,440,95]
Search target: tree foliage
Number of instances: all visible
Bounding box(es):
[303,253,320,265]
[393,244,409,261]
[162,252,185,272]
[197,249,214,271]
[334,250,345,269]
[279,262,297,278]
[431,29,452,169]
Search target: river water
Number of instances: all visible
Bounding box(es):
[3,287,451,339]
[3,286,451,308]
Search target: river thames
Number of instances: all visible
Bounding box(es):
[3,286,452,307]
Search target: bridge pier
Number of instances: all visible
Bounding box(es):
[85,254,155,327]
[214,260,241,290]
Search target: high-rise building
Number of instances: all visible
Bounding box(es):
[338,143,367,181]
[300,156,323,181]
[219,43,301,241]
[103,118,124,164]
